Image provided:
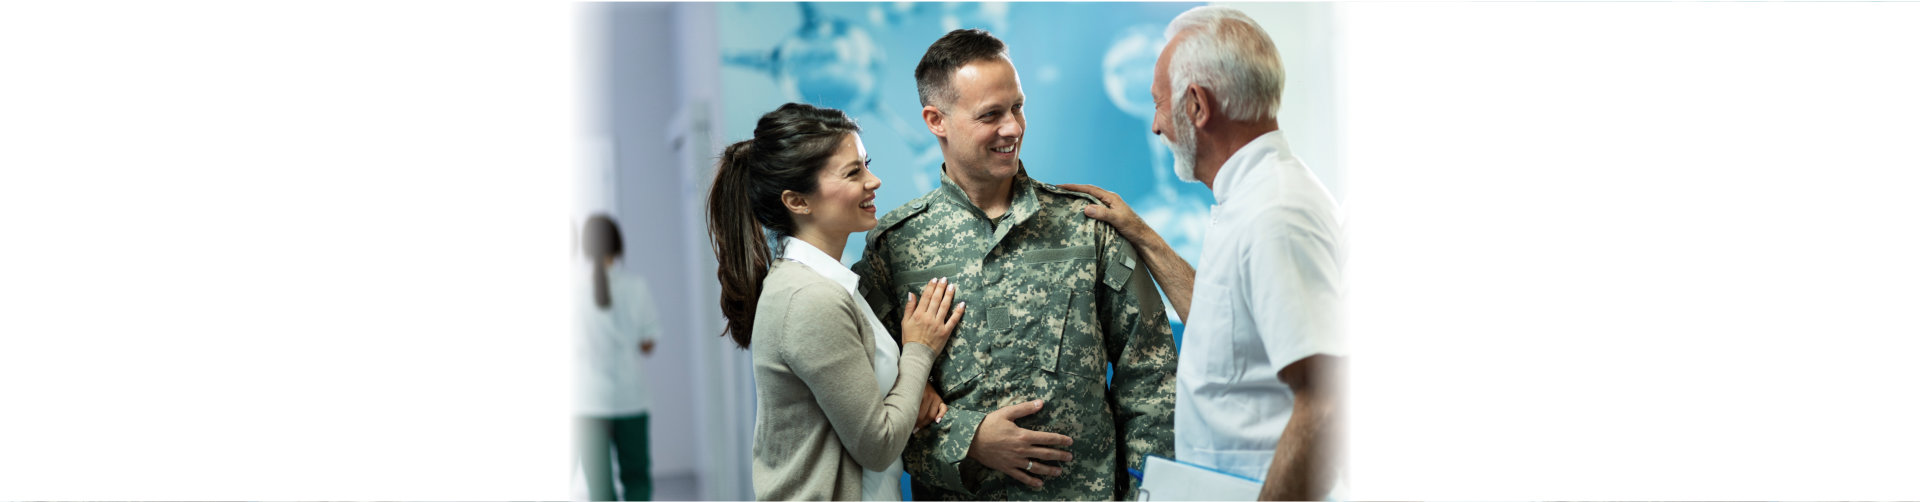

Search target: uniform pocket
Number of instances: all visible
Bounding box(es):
[1190,275,1244,385]
[1013,252,1100,381]
[932,338,985,397]
[893,263,961,291]
[1055,289,1107,380]
[1005,288,1069,376]
[1020,244,1094,264]
[995,287,1112,384]
[895,263,972,394]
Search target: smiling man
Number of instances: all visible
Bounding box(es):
[852,29,1178,501]
[1062,6,1348,501]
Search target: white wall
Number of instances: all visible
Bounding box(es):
[1225,2,1344,202]
[586,3,754,500]
[584,0,699,480]
[664,3,759,500]
[1341,2,1920,499]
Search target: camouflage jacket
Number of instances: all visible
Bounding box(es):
[852,166,1177,500]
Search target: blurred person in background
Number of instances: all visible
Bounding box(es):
[708,102,965,500]
[1063,6,1348,500]
[576,213,661,501]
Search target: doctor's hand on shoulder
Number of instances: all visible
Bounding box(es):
[1058,183,1148,242]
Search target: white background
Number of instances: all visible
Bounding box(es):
[0,2,572,499]
[1343,2,1920,499]
[5,1,1920,499]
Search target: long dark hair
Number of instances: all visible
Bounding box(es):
[582,213,624,310]
[706,102,860,348]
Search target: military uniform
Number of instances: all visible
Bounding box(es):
[853,166,1178,501]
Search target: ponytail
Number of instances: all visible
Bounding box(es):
[593,262,611,309]
[708,140,771,348]
[581,214,624,310]
[704,102,862,349]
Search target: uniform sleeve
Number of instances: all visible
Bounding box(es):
[902,403,989,494]
[861,238,992,494]
[780,283,938,471]
[1246,214,1345,371]
[853,245,903,343]
[1094,221,1179,500]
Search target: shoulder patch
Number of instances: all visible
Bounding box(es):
[865,192,936,247]
[1034,181,1101,206]
[1103,232,1140,290]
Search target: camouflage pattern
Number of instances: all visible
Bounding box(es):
[853,165,1178,501]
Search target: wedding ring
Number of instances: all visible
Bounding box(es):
[1025,460,1033,471]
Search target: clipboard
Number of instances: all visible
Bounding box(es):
[1136,454,1262,501]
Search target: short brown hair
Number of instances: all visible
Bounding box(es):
[914,29,1010,109]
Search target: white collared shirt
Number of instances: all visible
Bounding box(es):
[1174,130,1347,488]
[779,236,905,501]
[575,263,661,417]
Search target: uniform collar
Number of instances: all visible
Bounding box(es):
[779,235,858,293]
[1211,129,1293,205]
[936,163,1040,228]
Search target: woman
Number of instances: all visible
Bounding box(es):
[576,214,659,500]
[707,102,964,500]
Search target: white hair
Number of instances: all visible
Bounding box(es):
[1164,6,1285,122]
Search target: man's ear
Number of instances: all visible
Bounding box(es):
[780,189,810,217]
[1186,84,1215,130]
[923,105,947,138]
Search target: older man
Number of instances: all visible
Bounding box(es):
[1063,6,1347,500]
[854,29,1178,500]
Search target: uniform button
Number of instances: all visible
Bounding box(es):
[911,201,925,210]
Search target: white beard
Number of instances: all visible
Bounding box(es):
[1166,110,1200,183]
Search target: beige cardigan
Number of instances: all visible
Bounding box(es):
[750,259,936,500]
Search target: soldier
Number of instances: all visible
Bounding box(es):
[852,29,1178,500]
